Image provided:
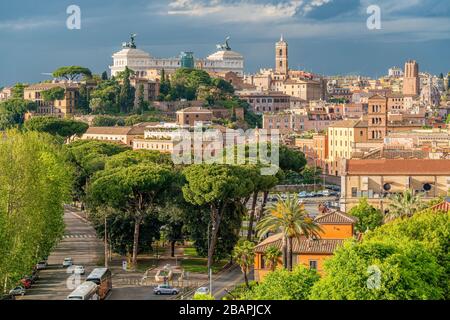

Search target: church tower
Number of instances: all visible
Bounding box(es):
[275,35,288,75]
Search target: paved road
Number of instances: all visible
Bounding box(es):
[20,207,103,300]
[181,265,253,300]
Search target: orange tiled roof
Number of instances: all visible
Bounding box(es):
[85,126,133,135]
[254,234,344,254]
[430,200,450,212]
[345,159,450,175]
[314,211,358,224]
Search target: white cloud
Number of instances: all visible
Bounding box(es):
[166,0,334,22]
[0,18,59,31]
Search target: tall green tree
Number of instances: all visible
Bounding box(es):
[233,240,255,288]
[279,145,307,172]
[118,67,135,114]
[348,198,383,233]
[0,130,72,293]
[385,189,424,222]
[245,166,279,241]
[0,98,37,129]
[136,84,148,114]
[25,116,88,140]
[52,66,92,81]
[310,239,445,300]
[264,246,282,272]
[87,164,175,266]
[182,164,254,270]
[256,195,322,271]
[243,266,319,300]
[11,83,28,99]
[301,165,322,184]
[41,87,65,102]
[63,140,129,205]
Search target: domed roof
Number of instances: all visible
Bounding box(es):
[207,50,243,61]
[113,48,152,59]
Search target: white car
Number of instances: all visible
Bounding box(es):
[63,258,73,268]
[153,285,179,295]
[195,287,210,295]
[73,265,85,275]
[9,286,26,296]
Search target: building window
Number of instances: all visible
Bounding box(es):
[352,187,358,197]
[309,260,318,270]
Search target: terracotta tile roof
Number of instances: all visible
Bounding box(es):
[254,235,345,254]
[314,211,358,224]
[85,127,133,135]
[345,159,450,175]
[176,107,213,114]
[330,119,367,128]
[25,83,79,90]
[430,199,450,212]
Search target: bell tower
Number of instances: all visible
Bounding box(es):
[275,35,288,75]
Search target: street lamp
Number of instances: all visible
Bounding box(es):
[207,221,215,296]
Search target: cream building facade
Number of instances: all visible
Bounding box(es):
[340,159,450,213]
[110,36,244,78]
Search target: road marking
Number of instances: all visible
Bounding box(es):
[63,234,96,239]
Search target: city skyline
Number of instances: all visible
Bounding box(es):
[1,0,450,86]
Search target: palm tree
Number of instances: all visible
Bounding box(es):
[233,240,255,288]
[256,194,322,271]
[264,246,282,271]
[385,189,424,222]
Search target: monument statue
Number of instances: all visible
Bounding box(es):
[216,36,231,51]
[122,33,138,49]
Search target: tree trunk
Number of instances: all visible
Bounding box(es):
[257,191,270,223]
[104,216,109,268]
[281,235,287,269]
[170,240,176,258]
[287,237,293,271]
[243,269,249,288]
[247,191,258,241]
[207,205,223,272]
[132,216,142,267]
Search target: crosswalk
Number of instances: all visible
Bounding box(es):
[63,234,97,239]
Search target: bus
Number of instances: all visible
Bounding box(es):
[86,268,112,300]
[67,281,99,300]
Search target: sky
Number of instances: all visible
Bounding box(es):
[1,0,450,86]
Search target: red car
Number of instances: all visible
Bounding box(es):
[20,278,32,289]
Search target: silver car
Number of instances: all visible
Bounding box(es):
[63,257,73,268]
[9,286,26,296]
[153,284,179,295]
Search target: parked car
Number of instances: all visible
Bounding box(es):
[9,286,26,297]
[153,284,179,295]
[195,287,210,295]
[20,278,32,289]
[73,265,85,275]
[36,261,47,270]
[298,191,308,198]
[62,258,73,268]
